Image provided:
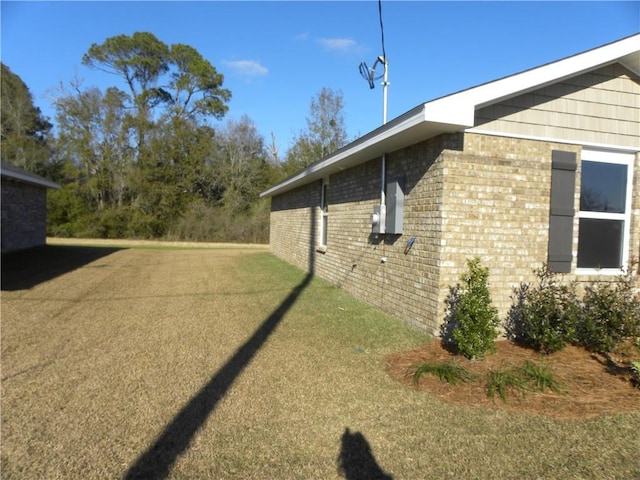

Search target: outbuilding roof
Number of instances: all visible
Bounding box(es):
[261,33,640,198]
[1,161,61,189]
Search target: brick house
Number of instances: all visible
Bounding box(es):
[261,34,640,334]
[1,161,60,253]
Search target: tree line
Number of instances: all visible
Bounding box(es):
[1,32,349,243]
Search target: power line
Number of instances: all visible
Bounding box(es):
[378,0,386,63]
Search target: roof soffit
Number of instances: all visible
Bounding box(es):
[619,50,640,77]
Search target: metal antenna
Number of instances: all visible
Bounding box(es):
[358,0,389,125]
[381,56,388,125]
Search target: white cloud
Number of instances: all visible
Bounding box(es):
[316,37,363,54]
[294,32,309,41]
[223,60,269,77]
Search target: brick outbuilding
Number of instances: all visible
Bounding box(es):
[1,161,60,253]
[261,34,640,333]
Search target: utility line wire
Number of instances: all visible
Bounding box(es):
[378,0,386,61]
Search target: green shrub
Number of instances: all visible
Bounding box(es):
[94,207,135,239]
[47,185,92,237]
[412,361,475,385]
[445,258,500,359]
[631,361,640,389]
[506,265,579,354]
[576,265,640,354]
[166,200,270,244]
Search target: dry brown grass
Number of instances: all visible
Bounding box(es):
[2,241,639,479]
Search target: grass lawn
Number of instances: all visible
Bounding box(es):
[2,242,639,479]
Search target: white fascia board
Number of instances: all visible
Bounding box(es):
[423,96,475,127]
[460,33,639,111]
[424,33,640,121]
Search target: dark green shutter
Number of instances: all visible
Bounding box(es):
[547,150,577,273]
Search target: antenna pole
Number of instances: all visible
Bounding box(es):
[381,57,388,125]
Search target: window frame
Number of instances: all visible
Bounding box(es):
[576,149,634,275]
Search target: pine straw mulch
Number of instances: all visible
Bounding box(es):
[385,340,640,420]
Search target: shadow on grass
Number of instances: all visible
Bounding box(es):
[337,428,393,480]
[124,271,313,479]
[124,204,319,479]
[1,244,124,291]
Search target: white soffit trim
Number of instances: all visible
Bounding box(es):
[261,34,640,198]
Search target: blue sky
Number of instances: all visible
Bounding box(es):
[1,1,638,153]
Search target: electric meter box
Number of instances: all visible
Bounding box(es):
[385,177,404,234]
[371,204,386,234]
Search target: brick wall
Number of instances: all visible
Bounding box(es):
[270,181,322,273]
[271,134,459,333]
[1,178,48,252]
[436,134,580,323]
[269,132,640,333]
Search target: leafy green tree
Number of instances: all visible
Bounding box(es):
[131,115,220,236]
[82,32,170,111]
[82,32,230,126]
[166,116,277,243]
[215,116,272,214]
[284,87,348,174]
[55,85,133,211]
[82,31,169,161]
[47,182,92,237]
[0,63,53,175]
[65,32,233,239]
[168,44,231,121]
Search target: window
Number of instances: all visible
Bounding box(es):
[577,149,634,273]
[320,179,329,248]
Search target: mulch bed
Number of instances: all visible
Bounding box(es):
[385,340,640,420]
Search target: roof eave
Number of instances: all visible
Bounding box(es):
[0,162,61,189]
[260,105,470,198]
[261,33,640,199]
